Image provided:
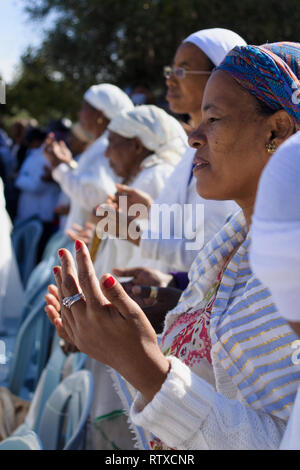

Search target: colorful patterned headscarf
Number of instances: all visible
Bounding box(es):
[216,42,300,130]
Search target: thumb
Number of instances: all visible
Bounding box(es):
[100,274,143,319]
[112,267,139,278]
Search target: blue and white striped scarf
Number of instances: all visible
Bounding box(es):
[173,209,300,420]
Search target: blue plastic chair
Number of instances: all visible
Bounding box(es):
[29,339,87,431]
[42,230,70,261]
[11,217,44,286]
[37,370,94,450]
[0,430,42,450]
[7,295,55,399]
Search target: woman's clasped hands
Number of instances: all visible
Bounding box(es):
[45,239,170,403]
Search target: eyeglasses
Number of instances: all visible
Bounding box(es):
[163,66,211,79]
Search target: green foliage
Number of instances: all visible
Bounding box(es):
[4,0,300,125]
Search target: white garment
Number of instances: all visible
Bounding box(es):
[280,386,300,449]
[140,147,238,272]
[183,28,246,66]
[0,179,24,333]
[131,356,286,450]
[52,132,118,231]
[108,105,187,164]
[15,148,60,223]
[84,83,133,119]
[250,131,300,322]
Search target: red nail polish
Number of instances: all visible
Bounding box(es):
[75,239,83,251]
[53,267,59,275]
[103,276,115,289]
[58,249,64,258]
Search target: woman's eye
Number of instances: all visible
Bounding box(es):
[208,117,218,123]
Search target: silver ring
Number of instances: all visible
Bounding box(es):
[63,292,85,309]
[149,286,159,300]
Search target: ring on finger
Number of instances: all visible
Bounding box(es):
[63,292,86,309]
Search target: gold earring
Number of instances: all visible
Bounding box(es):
[265,141,277,154]
[97,117,103,124]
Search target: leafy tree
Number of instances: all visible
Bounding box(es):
[4,0,300,125]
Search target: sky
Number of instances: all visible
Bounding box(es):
[0,0,55,83]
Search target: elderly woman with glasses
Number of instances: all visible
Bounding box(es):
[47,42,300,450]
[105,29,244,292]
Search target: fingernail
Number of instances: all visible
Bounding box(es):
[58,249,64,258]
[103,276,115,289]
[53,267,59,275]
[75,239,83,251]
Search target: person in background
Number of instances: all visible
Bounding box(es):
[250,130,300,450]
[15,127,61,258]
[54,122,94,230]
[43,84,134,235]
[101,28,245,292]
[130,85,155,105]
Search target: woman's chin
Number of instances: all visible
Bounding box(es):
[195,181,221,200]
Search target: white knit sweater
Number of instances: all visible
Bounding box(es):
[130,355,286,450]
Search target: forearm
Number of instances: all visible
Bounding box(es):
[52,164,109,212]
[130,356,286,450]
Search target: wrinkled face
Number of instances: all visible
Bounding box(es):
[166,42,212,117]
[189,70,271,203]
[105,131,138,178]
[79,100,100,134]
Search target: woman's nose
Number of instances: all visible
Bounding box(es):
[188,126,206,149]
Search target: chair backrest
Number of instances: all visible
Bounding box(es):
[42,230,70,260]
[0,430,42,450]
[30,338,87,433]
[8,295,55,399]
[37,370,94,450]
[32,345,67,433]
[11,217,44,286]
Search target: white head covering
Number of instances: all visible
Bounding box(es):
[84,83,134,120]
[108,105,187,164]
[250,131,300,322]
[183,28,247,66]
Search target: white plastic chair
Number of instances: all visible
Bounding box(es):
[0,430,42,450]
[36,370,94,450]
[11,217,44,286]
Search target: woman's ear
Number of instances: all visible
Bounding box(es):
[134,137,145,155]
[267,110,295,148]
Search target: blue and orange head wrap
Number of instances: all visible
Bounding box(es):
[216,42,300,130]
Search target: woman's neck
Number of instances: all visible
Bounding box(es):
[236,200,255,229]
[125,149,152,184]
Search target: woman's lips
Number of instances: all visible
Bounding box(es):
[193,156,209,173]
[166,90,180,99]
